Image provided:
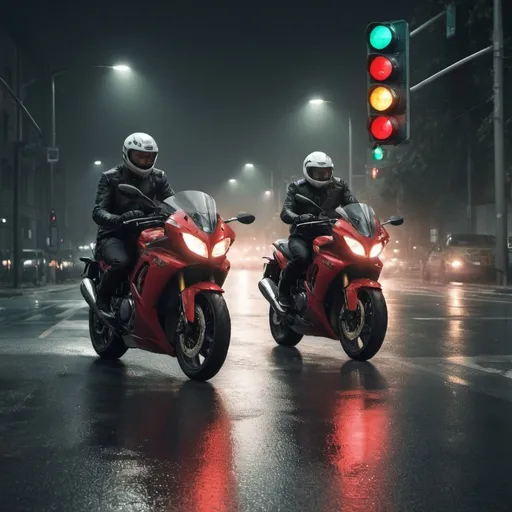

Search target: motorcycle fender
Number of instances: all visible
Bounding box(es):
[182,282,224,323]
[345,278,381,311]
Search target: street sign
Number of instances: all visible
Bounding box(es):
[47,147,59,163]
[446,3,456,39]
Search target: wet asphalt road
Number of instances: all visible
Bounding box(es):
[1,272,512,511]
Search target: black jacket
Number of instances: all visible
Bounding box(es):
[280,177,357,235]
[92,165,174,240]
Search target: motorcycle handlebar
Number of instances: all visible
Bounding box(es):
[122,214,168,228]
[296,219,337,228]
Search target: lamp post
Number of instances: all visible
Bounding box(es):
[308,98,353,190]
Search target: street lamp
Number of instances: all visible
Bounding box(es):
[244,163,254,169]
[49,63,131,249]
[264,190,272,197]
[307,97,353,190]
[112,64,131,72]
[1,218,6,224]
[228,179,237,184]
[94,160,102,166]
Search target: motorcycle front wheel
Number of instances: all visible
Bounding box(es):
[339,288,388,361]
[173,291,231,381]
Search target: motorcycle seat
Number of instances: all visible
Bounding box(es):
[272,239,293,260]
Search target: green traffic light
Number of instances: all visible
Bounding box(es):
[369,25,393,50]
[373,146,384,161]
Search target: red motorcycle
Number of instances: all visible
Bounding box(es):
[80,184,255,381]
[258,194,403,360]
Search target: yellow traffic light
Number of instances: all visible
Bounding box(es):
[369,86,397,112]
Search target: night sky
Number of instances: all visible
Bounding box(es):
[6,0,414,240]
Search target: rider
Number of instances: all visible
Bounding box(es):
[278,151,358,307]
[92,132,174,313]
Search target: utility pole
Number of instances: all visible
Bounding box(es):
[12,50,23,289]
[348,113,353,190]
[493,0,507,285]
[467,139,472,233]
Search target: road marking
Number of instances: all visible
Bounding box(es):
[414,316,512,321]
[38,307,83,339]
[0,303,56,325]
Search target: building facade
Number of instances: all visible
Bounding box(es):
[0,28,50,256]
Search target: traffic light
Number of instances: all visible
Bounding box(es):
[372,145,385,161]
[371,167,380,179]
[366,20,410,146]
[50,210,56,224]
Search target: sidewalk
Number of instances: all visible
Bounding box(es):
[0,281,78,298]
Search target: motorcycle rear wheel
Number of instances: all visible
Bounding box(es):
[89,309,128,359]
[339,288,387,361]
[173,291,231,381]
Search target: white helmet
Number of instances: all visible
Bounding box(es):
[303,151,333,188]
[122,132,159,178]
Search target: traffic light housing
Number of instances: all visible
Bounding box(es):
[366,20,410,146]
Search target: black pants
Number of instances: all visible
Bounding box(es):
[279,236,313,296]
[96,236,137,299]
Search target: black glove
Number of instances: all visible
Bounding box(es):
[295,213,316,224]
[118,210,146,224]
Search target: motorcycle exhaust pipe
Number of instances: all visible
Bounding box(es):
[80,278,110,326]
[258,278,286,315]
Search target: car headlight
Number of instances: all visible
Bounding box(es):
[212,238,231,258]
[62,261,72,268]
[182,233,208,258]
[23,260,33,266]
[450,260,463,268]
[370,242,384,258]
[343,236,366,257]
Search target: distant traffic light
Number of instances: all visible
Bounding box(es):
[371,167,380,179]
[50,210,56,224]
[366,20,410,146]
[372,145,385,161]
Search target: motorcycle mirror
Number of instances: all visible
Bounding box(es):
[389,216,404,226]
[118,184,157,208]
[118,184,142,198]
[295,194,323,211]
[237,212,255,225]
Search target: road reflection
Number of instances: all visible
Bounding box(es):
[267,353,392,511]
[85,360,237,512]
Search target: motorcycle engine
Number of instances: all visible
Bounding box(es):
[292,290,308,313]
[118,295,135,331]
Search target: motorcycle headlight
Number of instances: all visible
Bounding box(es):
[212,238,231,258]
[370,242,384,258]
[343,236,366,257]
[182,233,208,258]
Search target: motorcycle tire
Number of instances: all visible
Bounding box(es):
[268,306,303,347]
[339,288,387,361]
[174,291,231,381]
[88,309,128,360]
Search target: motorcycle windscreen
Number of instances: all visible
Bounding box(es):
[164,191,218,233]
[337,203,377,238]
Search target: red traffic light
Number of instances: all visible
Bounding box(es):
[369,56,394,81]
[369,116,396,140]
[371,167,379,179]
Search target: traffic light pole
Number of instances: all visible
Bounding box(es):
[410,46,492,92]
[493,0,507,285]
[408,0,506,284]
